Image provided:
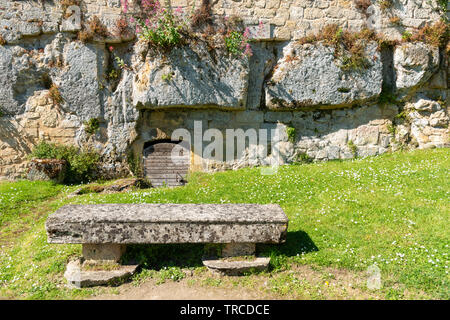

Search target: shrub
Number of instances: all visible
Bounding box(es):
[29,141,100,183]
[0,35,6,46]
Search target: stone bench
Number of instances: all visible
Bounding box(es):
[46,203,289,287]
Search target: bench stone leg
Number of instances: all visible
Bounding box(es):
[222,243,255,257]
[64,244,137,289]
[203,243,270,276]
[82,244,126,263]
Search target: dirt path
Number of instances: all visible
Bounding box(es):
[89,265,381,300]
[90,278,274,300]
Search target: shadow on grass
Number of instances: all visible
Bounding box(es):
[259,230,318,270]
[121,230,317,271]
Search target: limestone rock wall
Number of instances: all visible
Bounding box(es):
[0,0,446,42]
[0,1,448,180]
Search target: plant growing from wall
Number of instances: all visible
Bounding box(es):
[47,84,63,105]
[436,0,448,22]
[408,21,449,48]
[224,29,252,57]
[139,9,183,48]
[298,24,376,72]
[78,29,93,43]
[88,15,109,39]
[114,16,133,38]
[389,16,402,26]
[83,118,100,135]
[161,72,174,81]
[127,150,143,177]
[378,0,394,12]
[402,30,412,41]
[353,0,372,16]
[387,123,396,135]
[0,35,6,46]
[78,15,109,42]
[348,140,358,157]
[286,126,296,143]
[292,152,312,164]
[120,0,252,57]
[121,0,187,50]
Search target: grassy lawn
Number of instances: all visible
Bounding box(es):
[0,148,449,299]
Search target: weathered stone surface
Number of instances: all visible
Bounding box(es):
[69,178,151,197]
[132,41,249,110]
[0,1,448,181]
[222,243,256,258]
[202,257,270,276]
[82,244,126,263]
[0,46,49,115]
[394,43,440,92]
[46,204,289,244]
[64,259,138,289]
[265,41,383,109]
[58,41,106,120]
[406,95,450,149]
[27,159,67,183]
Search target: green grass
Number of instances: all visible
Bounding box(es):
[0,149,449,299]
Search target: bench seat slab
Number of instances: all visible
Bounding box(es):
[46,204,289,244]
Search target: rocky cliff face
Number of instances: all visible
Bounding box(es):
[0,1,448,180]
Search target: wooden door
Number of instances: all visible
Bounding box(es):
[143,141,190,187]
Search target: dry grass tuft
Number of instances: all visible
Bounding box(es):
[47,84,63,105]
[409,20,449,48]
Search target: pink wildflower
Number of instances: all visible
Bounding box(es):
[243,27,250,39]
[121,0,128,13]
[243,43,253,57]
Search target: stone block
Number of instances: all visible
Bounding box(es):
[46,204,289,244]
[82,244,126,263]
[132,42,249,110]
[265,41,383,110]
[394,43,440,92]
